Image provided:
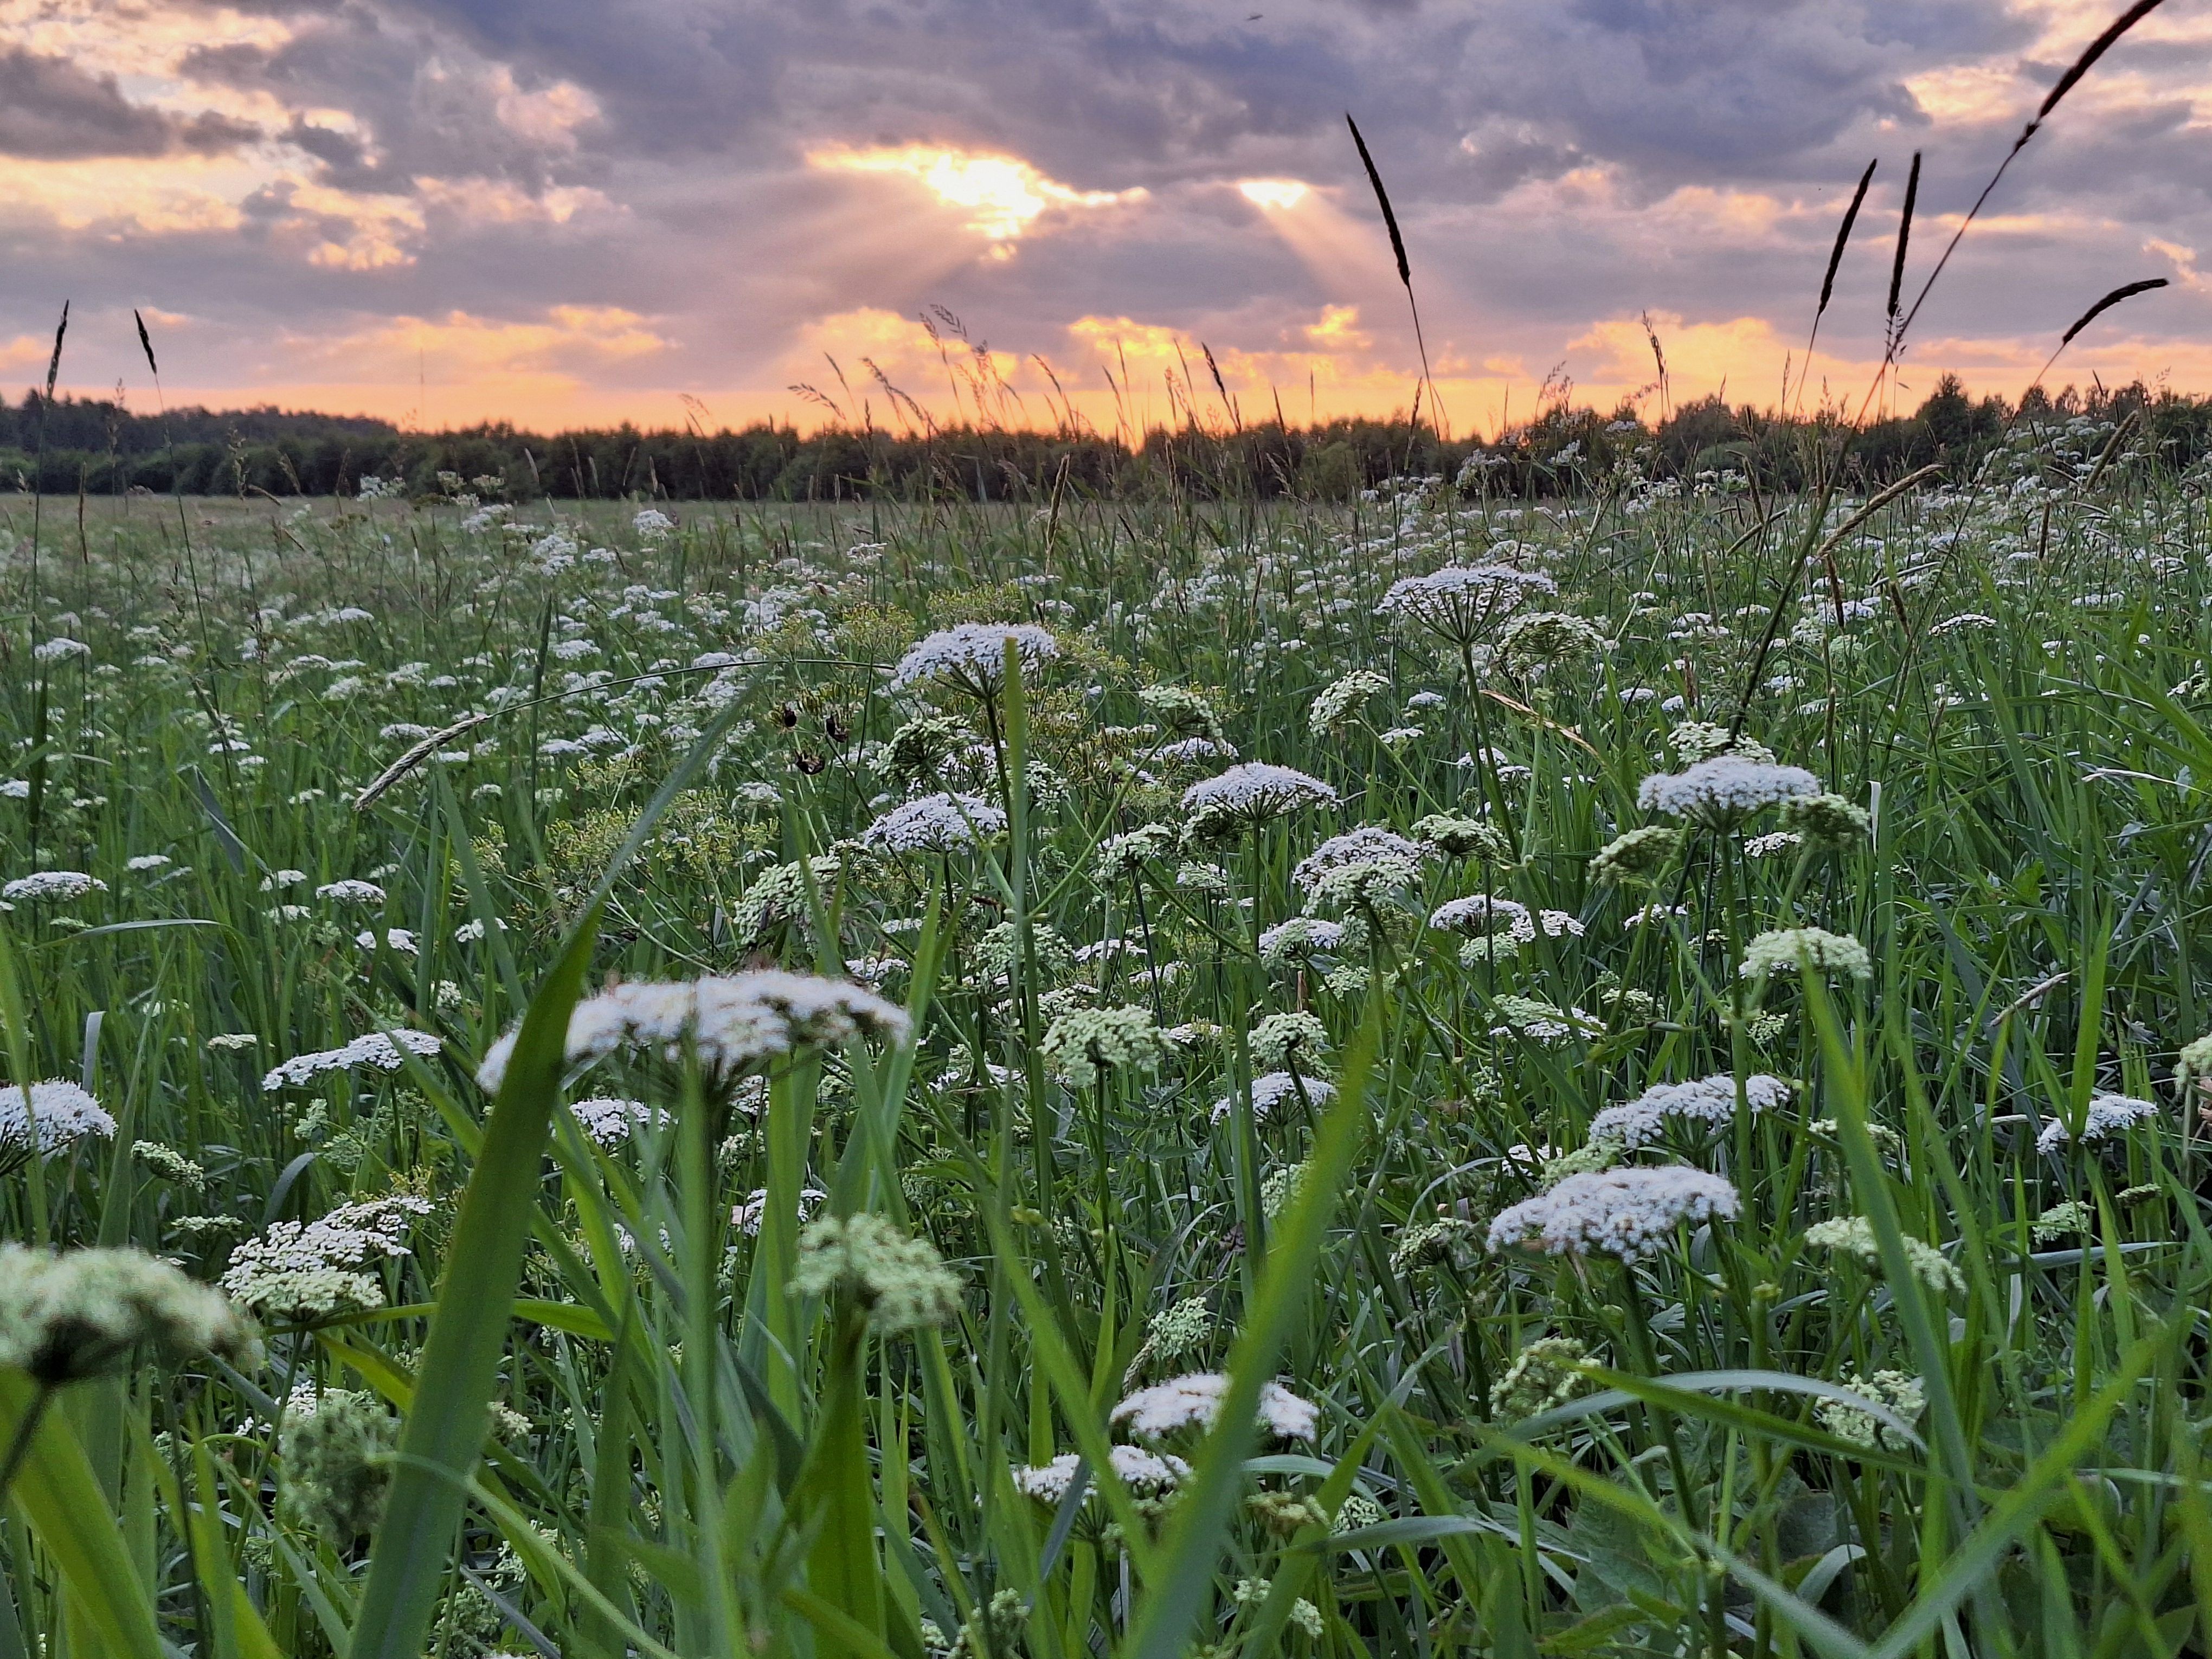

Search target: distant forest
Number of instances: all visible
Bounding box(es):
[0,374,2202,502]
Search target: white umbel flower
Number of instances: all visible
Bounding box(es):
[1487,1166,1739,1261]
[568,1097,668,1147]
[1111,1372,1319,1441]
[2,871,105,903]
[1588,1073,1791,1149]
[315,879,387,904]
[1213,1070,1336,1123]
[889,622,1058,695]
[1378,564,1557,643]
[1291,827,1426,902]
[1012,1444,1191,1502]
[1428,893,1535,941]
[220,1195,432,1319]
[1739,927,1873,982]
[1181,763,1338,837]
[262,1029,442,1091]
[476,970,909,1092]
[0,1079,116,1162]
[860,792,1006,854]
[1637,758,1820,827]
[2036,1091,2160,1154]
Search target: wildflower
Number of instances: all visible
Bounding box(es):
[280,1390,395,1541]
[1497,610,1605,676]
[1816,1371,1924,1451]
[1097,822,1178,869]
[1428,893,1534,941]
[1490,1336,1591,1420]
[1667,721,1773,765]
[220,1195,432,1319]
[1258,916,1343,964]
[1587,1073,1790,1149]
[261,870,307,891]
[1041,1006,1168,1082]
[132,1141,207,1188]
[1293,827,1426,905]
[355,928,417,954]
[888,622,1059,696]
[1139,1297,1212,1370]
[316,879,386,904]
[1638,758,1819,827]
[1111,1372,1318,1441]
[1744,831,1802,858]
[126,854,172,872]
[1802,1216,1964,1295]
[1487,1166,1739,1261]
[1250,1011,1328,1069]
[1411,812,1510,861]
[2033,1199,2093,1243]
[730,854,841,942]
[1541,1140,1626,1185]
[1739,928,1873,982]
[206,1032,260,1053]
[1781,792,1872,849]
[262,1029,442,1091]
[1182,763,1338,839]
[1309,670,1391,735]
[1489,994,1599,1045]
[2,871,105,903]
[478,969,909,1092]
[1390,1216,1480,1273]
[732,1186,827,1236]
[2176,1033,2212,1090]
[860,792,1006,855]
[0,1079,116,1166]
[0,1244,260,1384]
[790,1213,962,1332]
[1247,1491,1329,1537]
[1378,564,1558,645]
[632,507,676,540]
[567,1097,667,1147]
[1012,1444,1189,1502]
[2036,1091,2159,1154]
[1214,1071,1335,1123]
[1333,1493,1385,1534]
[1136,683,1224,737]
[1589,824,1682,884]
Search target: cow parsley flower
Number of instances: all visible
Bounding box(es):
[1739,927,1873,982]
[2036,1091,2160,1154]
[1428,893,1535,941]
[2,871,105,903]
[1411,813,1510,861]
[316,879,386,905]
[220,1195,432,1319]
[1587,1073,1790,1149]
[1213,1071,1334,1123]
[1816,1371,1924,1451]
[1258,916,1344,964]
[861,792,1006,855]
[262,1029,442,1091]
[1378,564,1557,644]
[1638,758,1820,827]
[1182,763,1338,839]
[1781,792,1872,849]
[1489,1336,1592,1420]
[0,1244,260,1384]
[1012,1444,1189,1503]
[280,1388,395,1541]
[889,623,1059,696]
[1497,610,1604,676]
[1250,1011,1328,1069]
[477,970,909,1092]
[2176,1033,2212,1090]
[568,1097,668,1147]
[731,854,840,942]
[1041,1006,1168,1082]
[1487,1166,1739,1261]
[0,1079,115,1165]
[1802,1216,1963,1294]
[1309,670,1391,735]
[790,1213,961,1332]
[1111,1372,1318,1441]
[1293,827,1426,904]
[732,1186,827,1236]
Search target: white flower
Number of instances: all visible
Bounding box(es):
[731,1185,827,1236]
[1292,827,1426,902]
[316,879,386,904]
[1487,1166,1740,1261]
[568,1097,668,1147]
[32,637,89,663]
[261,1029,442,1091]
[1378,564,1557,642]
[1110,1372,1319,1441]
[1802,1216,1963,1294]
[632,508,676,540]
[1258,917,1344,963]
[889,623,1059,694]
[476,970,910,1092]
[0,1080,116,1160]
[1587,1073,1790,1149]
[0,780,27,799]
[1213,1069,1337,1123]
[126,854,173,872]
[1428,893,1534,941]
[1181,763,1338,836]
[1739,927,1873,981]
[1638,758,1820,827]
[860,792,1006,854]
[261,870,307,892]
[220,1195,432,1319]
[2036,1091,2160,1154]
[355,929,417,954]
[2,871,105,903]
[1012,1444,1191,1502]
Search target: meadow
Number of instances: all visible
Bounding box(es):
[2,422,2211,1659]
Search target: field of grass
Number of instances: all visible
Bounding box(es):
[3,423,2211,1659]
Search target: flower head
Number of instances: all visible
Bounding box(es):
[1293,827,1426,907]
[1041,1006,1168,1082]
[1638,758,1819,828]
[2036,1091,2159,1154]
[1587,1073,1790,1149]
[1487,1166,1739,1261]
[1012,1444,1189,1503]
[262,1029,442,1091]
[1589,824,1681,885]
[2,871,105,904]
[0,1244,260,1384]
[1250,1011,1329,1070]
[1378,564,1557,646]
[1427,893,1534,941]
[477,970,909,1092]
[790,1213,961,1333]
[1110,1372,1318,1441]
[1181,763,1338,840]
[1411,813,1510,861]
[1213,1070,1335,1124]
[1802,1216,1963,1295]
[860,792,1006,856]
[1489,1336,1591,1420]
[0,1079,115,1166]
[889,622,1059,696]
[1739,927,1873,982]
[220,1196,432,1320]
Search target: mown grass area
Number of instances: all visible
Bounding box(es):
[3,427,2211,1659]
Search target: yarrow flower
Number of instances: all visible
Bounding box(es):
[0,1079,116,1167]
[262,1029,442,1091]
[1487,1166,1739,1261]
[2036,1091,2160,1154]
[1110,1372,1319,1441]
[1586,1073,1791,1149]
[2,871,105,903]
[0,1244,260,1384]
[1802,1216,1964,1295]
[1041,1006,1168,1082]
[888,622,1059,696]
[477,970,909,1092]
[1739,927,1873,982]
[1181,763,1339,839]
[789,1213,961,1333]
[1638,757,1820,828]
[860,792,1006,855]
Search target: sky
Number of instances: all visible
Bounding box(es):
[2,0,2211,438]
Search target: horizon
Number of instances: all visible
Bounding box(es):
[5,3,2211,435]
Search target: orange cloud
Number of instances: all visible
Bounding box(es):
[806,143,1145,240]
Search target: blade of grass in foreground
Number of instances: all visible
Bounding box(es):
[1121,998,1379,1659]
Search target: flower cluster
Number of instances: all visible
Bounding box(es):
[2036,1091,2159,1153]
[1181,763,1338,838]
[861,792,1006,855]
[888,622,1059,695]
[219,1195,433,1319]
[790,1213,962,1332]
[1638,758,1821,828]
[1802,1215,1964,1295]
[0,1244,260,1384]
[1586,1073,1790,1149]
[1487,1167,1740,1261]
[1739,927,1873,982]
[0,1079,116,1163]
[1111,1372,1319,1441]
[262,1028,442,1091]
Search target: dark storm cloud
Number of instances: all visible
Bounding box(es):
[0,47,259,158]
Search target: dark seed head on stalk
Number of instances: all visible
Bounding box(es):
[1819,159,1878,317]
[1886,152,1921,328]
[2061,278,2169,345]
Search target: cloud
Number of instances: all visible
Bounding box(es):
[0,46,258,158]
